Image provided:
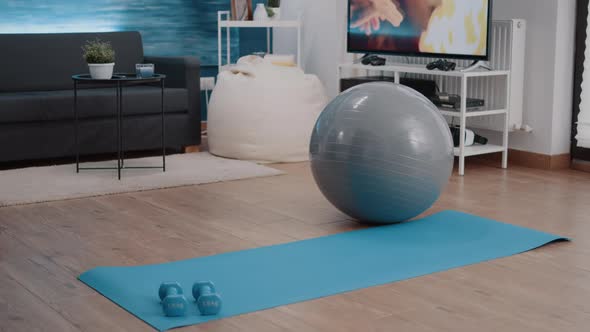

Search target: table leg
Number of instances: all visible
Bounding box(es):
[218,11,222,72]
[120,84,124,168]
[502,75,511,169]
[226,18,230,67]
[266,27,271,54]
[74,81,79,173]
[117,82,122,180]
[458,76,468,176]
[161,78,166,172]
[297,24,302,67]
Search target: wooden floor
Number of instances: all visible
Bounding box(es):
[1,160,589,331]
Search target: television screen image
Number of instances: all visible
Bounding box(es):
[348,0,492,60]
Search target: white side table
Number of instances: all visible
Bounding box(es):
[217,11,302,71]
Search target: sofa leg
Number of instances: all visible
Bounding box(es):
[184,145,200,153]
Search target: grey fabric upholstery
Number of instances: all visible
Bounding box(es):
[0,32,144,92]
[0,114,194,162]
[0,32,201,163]
[0,87,188,123]
[144,56,201,128]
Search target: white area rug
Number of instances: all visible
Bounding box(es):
[0,152,284,207]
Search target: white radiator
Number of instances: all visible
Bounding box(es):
[386,19,527,132]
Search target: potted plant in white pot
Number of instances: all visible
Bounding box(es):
[82,39,115,79]
[267,0,280,20]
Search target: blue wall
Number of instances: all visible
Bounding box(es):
[0,0,267,66]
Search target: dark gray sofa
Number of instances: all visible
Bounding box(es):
[0,31,200,163]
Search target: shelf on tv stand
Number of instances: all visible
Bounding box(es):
[339,63,510,78]
[454,144,505,157]
[438,108,508,118]
[337,62,511,176]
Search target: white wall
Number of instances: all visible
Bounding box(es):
[493,0,575,155]
[277,0,576,155]
[550,0,576,155]
[493,0,557,155]
[273,0,347,97]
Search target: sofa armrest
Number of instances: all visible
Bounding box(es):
[144,55,201,124]
[144,55,200,89]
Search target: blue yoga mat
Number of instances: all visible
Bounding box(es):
[79,210,566,331]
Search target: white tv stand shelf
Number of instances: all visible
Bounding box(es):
[217,11,302,71]
[338,62,511,176]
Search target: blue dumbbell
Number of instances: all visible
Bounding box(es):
[192,281,222,315]
[158,282,188,317]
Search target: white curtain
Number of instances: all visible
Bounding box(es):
[577,0,590,148]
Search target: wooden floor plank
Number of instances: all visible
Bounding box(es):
[0,269,80,332]
[0,161,589,331]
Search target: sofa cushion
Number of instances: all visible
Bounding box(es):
[0,32,144,92]
[0,87,188,124]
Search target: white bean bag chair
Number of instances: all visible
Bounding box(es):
[208,56,329,163]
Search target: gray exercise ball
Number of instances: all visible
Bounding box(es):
[309,82,454,224]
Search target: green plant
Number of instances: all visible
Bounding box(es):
[267,0,280,7]
[265,6,275,17]
[82,39,115,64]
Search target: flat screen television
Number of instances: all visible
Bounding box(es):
[347,0,492,61]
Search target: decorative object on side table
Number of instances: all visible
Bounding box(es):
[231,0,252,20]
[82,38,115,79]
[253,3,269,21]
[267,0,280,20]
[136,63,155,78]
[252,51,267,58]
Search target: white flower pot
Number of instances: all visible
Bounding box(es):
[253,3,269,21]
[269,7,280,20]
[88,63,115,79]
